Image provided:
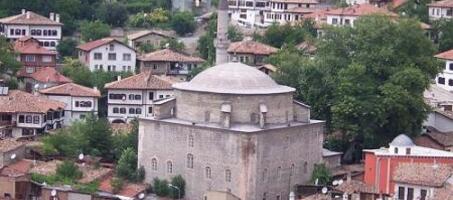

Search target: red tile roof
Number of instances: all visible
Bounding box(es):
[30,67,72,84]
[0,90,65,114]
[0,159,33,178]
[272,0,319,3]
[227,40,278,55]
[138,49,205,63]
[0,11,62,26]
[391,0,408,9]
[14,37,57,55]
[77,38,133,52]
[435,49,453,60]
[393,163,453,187]
[336,180,379,194]
[422,127,453,147]
[98,175,146,198]
[0,139,24,152]
[326,4,398,17]
[105,72,176,90]
[39,83,100,97]
[429,0,453,8]
[127,30,174,41]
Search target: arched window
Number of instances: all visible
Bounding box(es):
[188,135,194,147]
[167,161,173,174]
[225,169,231,182]
[187,154,194,168]
[151,158,158,171]
[205,167,211,179]
[303,162,308,174]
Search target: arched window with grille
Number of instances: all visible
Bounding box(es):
[188,134,194,147]
[151,158,158,171]
[205,167,211,179]
[187,154,194,168]
[167,161,173,174]
[225,169,231,182]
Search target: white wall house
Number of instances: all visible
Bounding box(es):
[77,38,136,72]
[0,89,65,139]
[104,72,176,123]
[428,0,453,21]
[229,0,269,28]
[263,0,319,26]
[434,49,453,92]
[0,9,63,50]
[325,4,397,27]
[39,83,101,125]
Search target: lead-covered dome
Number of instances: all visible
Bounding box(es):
[173,62,295,94]
[390,134,415,146]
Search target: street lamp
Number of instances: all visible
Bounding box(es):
[168,183,181,199]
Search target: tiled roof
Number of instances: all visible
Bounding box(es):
[435,49,453,60]
[301,194,330,200]
[0,139,24,152]
[432,183,453,200]
[393,163,453,187]
[296,41,317,53]
[437,109,453,120]
[98,175,146,198]
[287,7,316,14]
[138,49,205,63]
[77,38,133,52]
[40,83,100,97]
[0,11,62,26]
[429,0,453,8]
[227,40,278,55]
[325,4,398,17]
[390,0,408,9]
[30,67,72,84]
[423,127,453,147]
[104,72,175,90]
[0,159,33,178]
[14,37,57,55]
[127,30,174,41]
[29,160,61,176]
[336,180,379,194]
[258,64,277,72]
[424,84,453,106]
[0,90,65,114]
[303,8,330,20]
[78,165,112,184]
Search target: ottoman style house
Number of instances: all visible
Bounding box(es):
[137,62,325,200]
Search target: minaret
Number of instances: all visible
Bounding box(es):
[215,0,230,65]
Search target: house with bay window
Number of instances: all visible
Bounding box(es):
[104,72,177,123]
[77,38,136,72]
[428,0,453,21]
[434,49,453,92]
[0,9,62,50]
[14,37,57,80]
[263,0,320,26]
[0,87,65,139]
[39,83,101,125]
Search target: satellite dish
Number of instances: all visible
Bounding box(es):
[10,154,16,160]
[34,84,39,89]
[138,193,145,199]
[332,180,339,186]
[338,179,344,185]
[78,153,84,161]
[51,189,57,196]
[321,187,328,194]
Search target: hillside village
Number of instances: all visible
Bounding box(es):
[0,0,452,200]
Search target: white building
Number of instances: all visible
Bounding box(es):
[0,88,65,138]
[324,4,397,27]
[0,9,63,50]
[228,0,269,27]
[39,83,101,125]
[434,49,453,92]
[428,0,453,21]
[104,72,177,123]
[77,38,137,72]
[263,0,320,26]
[423,84,453,132]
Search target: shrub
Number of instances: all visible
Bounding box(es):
[153,178,169,197]
[170,175,186,199]
[311,164,332,186]
[56,161,83,180]
[110,177,124,194]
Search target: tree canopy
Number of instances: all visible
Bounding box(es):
[269,16,440,156]
[170,11,196,36]
[80,20,111,42]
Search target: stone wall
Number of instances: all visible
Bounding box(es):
[175,90,295,125]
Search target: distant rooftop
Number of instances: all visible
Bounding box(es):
[0,10,62,26]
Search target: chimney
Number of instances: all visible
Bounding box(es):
[346,172,352,183]
[55,14,60,23]
[49,12,55,21]
[21,9,26,14]
[117,75,122,81]
[26,11,30,19]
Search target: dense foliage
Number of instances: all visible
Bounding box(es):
[269,16,440,160]
[170,11,196,35]
[432,19,453,52]
[260,20,316,48]
[153,176,186,199]
[96,2,129,27]
[311,164,332,186]
[80,20,111,42]
[57,38,78,58]
[0,36,21,75]
[128,8,170,28]
[116,147,145,182]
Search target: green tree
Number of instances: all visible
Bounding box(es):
[110,177,124,194]
[61,58,93,87]
[311,164,332,185]
[270,15,440,156]
[170,175,186,199]
[432,19,453,52]
[170,11,196,35]
[80,20,111,42]
[160,38,185,51]
[116,148,138,181]
[56,161,83,180]
[0,36,21,74]
[128,8,170,28]
[96,2,129,27]
[153,178,169,197]
[57,39,78,57]
[138,43,155,53]
[397,0,431,23]
[262,23,307,48]
[228,25,244,42]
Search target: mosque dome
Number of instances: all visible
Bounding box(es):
[173,62,295,95]
[389,134,415,146]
